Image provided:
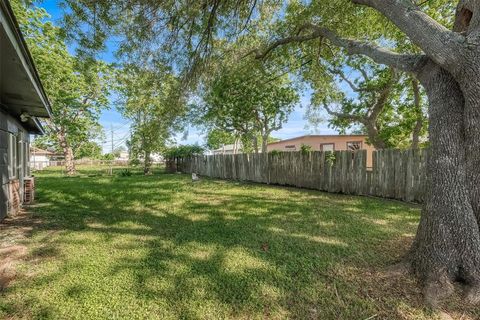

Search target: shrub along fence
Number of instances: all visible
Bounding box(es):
[167,149,428,203]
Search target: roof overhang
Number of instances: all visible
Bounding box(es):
[0,0,51,134]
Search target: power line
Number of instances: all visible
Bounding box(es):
[111,124,114,154]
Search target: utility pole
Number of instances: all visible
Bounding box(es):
[110,124,114,176]
[111,124,114,154]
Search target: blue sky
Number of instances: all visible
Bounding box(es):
[40,1,337,153]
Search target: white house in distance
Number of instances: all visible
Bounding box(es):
[212,143,243,155]
[116,150,129,161]
[30,147,63,170]
[1,0,51,220]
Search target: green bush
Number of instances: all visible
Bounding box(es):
[118,169,132,177]
[129,158,141,166]
[269,150,281,156]
[300,144,312,154]
[325,152,336,166]
[164,145,204,159]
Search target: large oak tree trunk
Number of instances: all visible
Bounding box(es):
[57,131,76,176]
[411,61,480,305]
[451,1,480,227]
[464,85,480,228]
[454,71,480,229]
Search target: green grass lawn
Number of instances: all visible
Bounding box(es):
[0,167,475,319]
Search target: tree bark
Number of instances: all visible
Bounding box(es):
[57,130,76,175]
[411,60,480,305]
[365,123,386,150]
[144,150,152,174]
[253,136,259,154]
[261,133,269,154]
[411,118,423,150]
[233,137,240,154]
[444,2,480,227]
[460,69,480,230]
[411,78,423,150]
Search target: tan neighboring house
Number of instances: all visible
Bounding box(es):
[267,135,376,167]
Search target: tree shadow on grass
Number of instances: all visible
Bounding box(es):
[2,173,477,319]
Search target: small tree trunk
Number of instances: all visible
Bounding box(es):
[144,151,151,175]
[261,133,269,183]
[411,60,480,305]
[57,131,76,175]
[253,136,259,154]
[261,134,269,154]
[365,123,386,149]
[233,137,239,154]
[411,118,423,150]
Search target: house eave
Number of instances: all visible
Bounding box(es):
[0,0,52,120]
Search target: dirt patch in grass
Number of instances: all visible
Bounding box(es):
[346,236,480,320]
[0,211,42,291]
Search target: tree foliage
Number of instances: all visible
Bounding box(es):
[116,64,187,173]
[205,129,236,150]
[12,0,111,173]
[199,61,298,153]
[164,145,204,159]
[307,57,427,149]
[75,141,103,159]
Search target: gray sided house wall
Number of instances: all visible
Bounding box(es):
[0,112,8,221]
[0,109,30,220]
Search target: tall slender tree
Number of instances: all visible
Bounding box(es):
[116,65,187,174]
[200,63,298,154]
[12,1,110,175]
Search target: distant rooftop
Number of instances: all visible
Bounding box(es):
[213,144,242,152]
[268,134,368,145]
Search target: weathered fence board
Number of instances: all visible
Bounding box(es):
[168,149,427,203]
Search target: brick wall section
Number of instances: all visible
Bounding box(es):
[23,177,35,204]
[8,179,20,216]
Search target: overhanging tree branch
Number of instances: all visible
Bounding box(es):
[351,0,464,69]
[328,67,363,92]
[255,23,426,73]
[367,68,398,121]
[323,104,365,123]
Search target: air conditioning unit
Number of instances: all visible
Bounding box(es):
[24,177,35,204]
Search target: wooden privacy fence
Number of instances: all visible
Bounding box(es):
[168,149,428,203]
